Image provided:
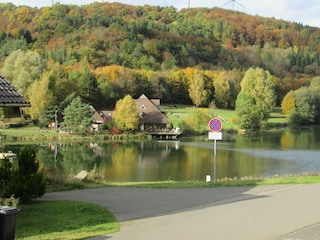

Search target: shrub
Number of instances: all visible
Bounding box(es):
[0,195,19,207]
[5,146,47,202]
[0,158,13,198]
[287,110,302,126]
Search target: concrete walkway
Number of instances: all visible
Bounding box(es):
[43,184,320,240]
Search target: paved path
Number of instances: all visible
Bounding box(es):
[43,184,320,240]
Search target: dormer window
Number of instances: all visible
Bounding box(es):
[140,104,147,109]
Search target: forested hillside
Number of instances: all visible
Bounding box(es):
[0,2,319,124]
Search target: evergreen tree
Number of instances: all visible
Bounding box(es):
[6,146,47,202]
[80,71,103,108]
[61,96,92,134]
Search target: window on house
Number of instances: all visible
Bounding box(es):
[140,104,147,109]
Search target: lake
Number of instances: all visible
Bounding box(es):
[3,126,320,182]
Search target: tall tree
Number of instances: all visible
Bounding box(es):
[113,95,139,131]
[235,93,261,130]
[238,67,276,120]
[188,70,209,107]
[168,70,190,104]
[293,87,318,124]
[235,67,276,130]
[281,90,296,116]
[61,96,92,134]
[39,105,58,128]
[213,71,231,108]
[80,71,102,108]
[1,50,45,94]
[282,77,320,125]
[24,73,54,120]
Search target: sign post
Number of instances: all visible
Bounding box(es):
[208,118,223,184]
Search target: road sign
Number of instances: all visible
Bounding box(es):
[208,118,223,132]
[208,131,222,140]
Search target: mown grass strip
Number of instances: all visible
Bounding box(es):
[103,175,320,188]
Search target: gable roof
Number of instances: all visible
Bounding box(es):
[0,74,30,107]
[136,94,169,125]
[90,105,104,123]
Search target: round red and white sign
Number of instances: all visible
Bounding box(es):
[208,118,223,132]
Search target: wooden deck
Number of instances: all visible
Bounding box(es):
[145,130,181,139]
[0,151,17,160]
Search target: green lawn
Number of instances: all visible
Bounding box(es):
[104,175,320,188]
[16,200,119,240]
[162,105,286,130]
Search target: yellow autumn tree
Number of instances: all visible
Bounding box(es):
[213,71,231,108]
[24,73,54,120]
[188,70,209,107]
[113,95,139,131]
[94,65,123,83]
[281,90,296,116]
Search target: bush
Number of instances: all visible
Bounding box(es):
[0,158,13,198]
[287,110,302,126]
[0,195,19,207]
[4,146,47,202]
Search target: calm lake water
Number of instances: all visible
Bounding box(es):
[4,127,320,182]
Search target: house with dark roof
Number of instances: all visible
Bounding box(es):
[0,74,30,107]
[135,94,169,131]
[0,74,30,119]
[91,94,181,138]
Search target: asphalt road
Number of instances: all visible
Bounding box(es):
[43,184,320,240]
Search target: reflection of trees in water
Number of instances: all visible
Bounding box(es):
[138,141,187,181]
[38,143,100,184]
[94,141,189,181]
[38,144,66,184]
[14,127,320,182]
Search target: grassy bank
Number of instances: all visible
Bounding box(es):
[103,174,320,188]
[0,127,148,143]
[0,106,287,142]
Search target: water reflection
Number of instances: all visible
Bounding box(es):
[3,127,320,182]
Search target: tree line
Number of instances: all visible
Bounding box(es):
[0,2,320,130]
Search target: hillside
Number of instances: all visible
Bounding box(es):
[0,2,318,113]
[1,2,319,74]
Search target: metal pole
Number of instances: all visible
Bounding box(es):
[214,139,217,184]
[55,109,58,130]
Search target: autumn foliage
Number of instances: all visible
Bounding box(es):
[0,2,319,128]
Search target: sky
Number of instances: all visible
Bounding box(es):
[1,0,320,28]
